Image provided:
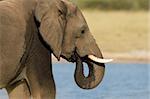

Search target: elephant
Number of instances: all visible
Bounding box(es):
[0,0,112,99]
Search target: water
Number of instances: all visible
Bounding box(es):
[0,63,149,99]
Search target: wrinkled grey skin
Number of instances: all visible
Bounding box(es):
[0,0,105,99]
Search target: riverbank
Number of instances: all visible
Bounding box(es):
[103,51,150,64]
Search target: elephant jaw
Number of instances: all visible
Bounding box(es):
[88,55,113,63]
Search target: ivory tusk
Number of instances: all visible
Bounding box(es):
[88,55,113,63]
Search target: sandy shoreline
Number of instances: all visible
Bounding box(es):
[103,52,150,64]
[52,51,150,64]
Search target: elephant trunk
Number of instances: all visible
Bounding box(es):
[74,53,105,89]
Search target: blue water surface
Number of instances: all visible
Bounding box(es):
[0,63,149,99]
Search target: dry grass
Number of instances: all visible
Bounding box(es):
[82,10,148,53]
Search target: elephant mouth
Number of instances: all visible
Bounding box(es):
[61,52,77,62]
[61,51,113,64]
[61,51,89,63]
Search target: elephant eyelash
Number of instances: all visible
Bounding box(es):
[58,10,66,21]
[58,10,63,16]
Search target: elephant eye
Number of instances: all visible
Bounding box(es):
[81,30,85,34]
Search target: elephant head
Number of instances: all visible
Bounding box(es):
[35,0,112,89]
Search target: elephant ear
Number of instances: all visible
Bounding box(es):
[34,0,67,60]
[34,0,77,60]
[61,0,77,16]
